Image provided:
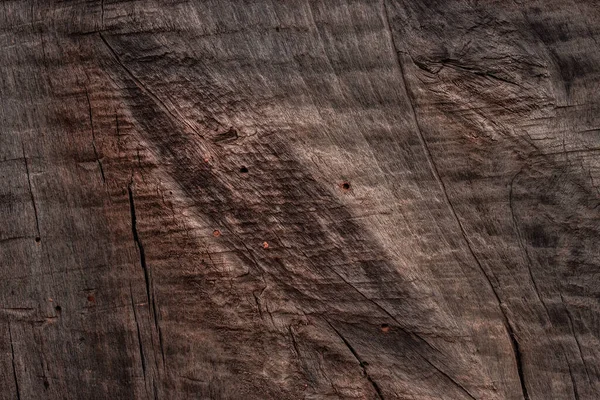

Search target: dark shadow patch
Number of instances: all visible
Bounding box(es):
[98,31,449,391]
[525,224,557,248]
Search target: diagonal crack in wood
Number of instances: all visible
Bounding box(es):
[381,2,529,399]
[324,318,385,400]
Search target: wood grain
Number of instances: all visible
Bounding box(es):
[1,1,598,399]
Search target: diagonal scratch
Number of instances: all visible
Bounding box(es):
[8,322,22,400]
[420,356,477,400]
[98,32,204,140]
[84,88,106,183]
[21,141,40,239]
[324,319,385,400]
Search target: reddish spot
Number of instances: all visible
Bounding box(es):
[213,230,221,237]
[263,241,269,249]
[87,295,95,303]
[380,323,390,333]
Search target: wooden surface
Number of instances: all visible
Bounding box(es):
[1,1,599,399]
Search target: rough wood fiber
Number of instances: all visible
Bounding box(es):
[1,1,599,399]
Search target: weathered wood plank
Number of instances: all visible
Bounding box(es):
[1,0,598,399]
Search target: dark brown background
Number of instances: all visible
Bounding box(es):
[1,0,599,399]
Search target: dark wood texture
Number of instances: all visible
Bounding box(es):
[1,1,599,399]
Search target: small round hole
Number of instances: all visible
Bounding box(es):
[35,237,41,242]
[342,182,350,190]
[380,323,390,333]
[55,305,62,312]
[240,166,249,173]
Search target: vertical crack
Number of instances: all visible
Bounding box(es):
[127,182,165,367]
[561,294,593,389]
[288,326,301,358]
[21,141,40,239]
[129,284,147,379]
[152,380,159,400]
[567,360,580,400]
[84,88,106,183]
[8,322,22,400]
[157,326,166,367]
[127,183,155,322]
[100,0,105,30]
[509,169,551,318]
[324,319,385,400]
[505,320,530,400]
[381,2,529,399]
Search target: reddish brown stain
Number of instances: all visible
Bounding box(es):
[263,241,269,249]
[213,229,222,237]
[87,295,95,303]
[381,323,390,333]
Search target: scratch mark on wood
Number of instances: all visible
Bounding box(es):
[288,326,301,358]
[421,353,477,400]
[329,263,440,355]
[8,322,22,400]
[509,168,551,318]
[561,294,594,390]
[21,141,40,239]
[84,88,106,183]
[566,360,580,400]
[129,283,147,381]
[324,319,385,400]
[100,0,105,30]
[98,32,204,140]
